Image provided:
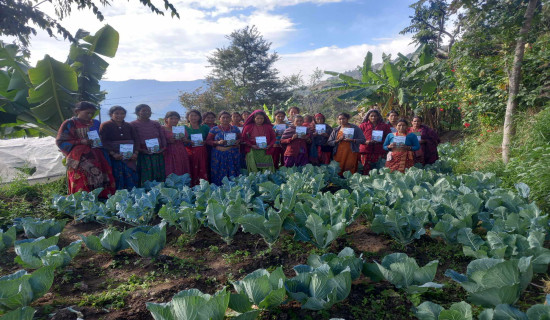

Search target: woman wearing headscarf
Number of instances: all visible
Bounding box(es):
[408,115,441,165]
[312,113,333,165]
[359,109,392,174]
[327,113,366,175]
[241,110,276,172]
[280,115,313,167]
[57,101,116,197]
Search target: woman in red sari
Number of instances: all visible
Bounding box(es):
[185,110,210,185]
[281,115,313,167]
[242,110,276,172]
[163,111,191,176]
[408,116,441,165]
[383,119,420,173]
[56,101,116,197]
[359,109,392,174]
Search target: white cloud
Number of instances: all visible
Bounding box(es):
[276,36,416,79]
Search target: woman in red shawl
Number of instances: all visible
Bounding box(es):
[242,110,276,172]
[360,109,392,174]
[281,115,313,167]
[56,101,116,197]
[408,115,441,165]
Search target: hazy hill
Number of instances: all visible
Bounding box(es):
[98,79,206,121]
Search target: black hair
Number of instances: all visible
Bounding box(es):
[74,101,97,113]
[274,110,286,117]
[165,111,181,120]
[387,110,399,117]
[304,115,313,122]
[364,109,383,123]
[218,111,231,119]
[186,109,202,124]
[397,118,409,126]
[294,114,304,120]
[413,115,423,122]
[338,112,351,119]
[135,104,151,114]
[203,111,216,119]
[108,105,126,116]
[288,106,300,113]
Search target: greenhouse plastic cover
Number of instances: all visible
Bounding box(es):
[0,137,65,183]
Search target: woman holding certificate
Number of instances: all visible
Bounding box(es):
[327,113,366,175]
[163,111,191,177]
[359,109,392,174]
[312,113,333,165]
[131,104,167,186]
[206,111,242,185]
[99,106,139,190]
[383,119,420,173]
[280,115,312,167]
[242,110,276,172]
[56,101,116,197]
[272,110,288,169]
[185,110,210,185]
[408,116,440,165]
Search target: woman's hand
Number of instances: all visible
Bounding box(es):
[113,153,123,160]
[292,134,298,140]
[389,142,396,149]
[218,140,226,146]
[130,153,138,161]
[80,139,90,145]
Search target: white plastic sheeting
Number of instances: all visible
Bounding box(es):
[0,137,65,183]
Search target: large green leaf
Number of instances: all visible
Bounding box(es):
[27,55,78,131]
[383,61,401,88]
[362,52,373,83]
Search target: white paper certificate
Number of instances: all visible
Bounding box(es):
[172,126,186,140]
[191,134,203,147]
[372,130,383,142]
[145,138,160,153]
[120,144,134,160]
[343,127,354,140]
[255,136,267,149]
[87,130,102,148]
[413,132,422,141]
[224,133,236,146]
[394,136,406,146]
[315,124,326,134]
[296,126,307,138]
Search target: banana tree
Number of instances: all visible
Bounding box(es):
[324,44,438,117]
[0,24,119,137]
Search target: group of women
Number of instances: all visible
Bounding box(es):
[55,102,440,197]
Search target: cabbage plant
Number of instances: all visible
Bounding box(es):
[0,226,16,251]
[14,234,59,268]
[125,222,166,258]
[229,267,286,314]
[363,253,442,294]
[415,301,474,320]
[302,247,363,280]
[237,208,287,247]
[19,217,66,238]
[37,240,82,269]
[80,227,134,254]
[158,204,202,236]
[0,267,55,311]
[285,264,351,310]
[205,199,240,244]
[146,287,230,320]
[445,257,534,307]
[0,306,36,320]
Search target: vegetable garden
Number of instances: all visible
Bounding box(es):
[1,144,549,319]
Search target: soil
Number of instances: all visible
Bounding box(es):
[1,211,547,320]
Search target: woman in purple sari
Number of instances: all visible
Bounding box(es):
[408,116,441,165]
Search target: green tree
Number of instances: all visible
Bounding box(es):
[0,0,178,50]
[190,25,289,111]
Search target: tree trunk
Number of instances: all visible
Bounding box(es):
[502,0,539,164]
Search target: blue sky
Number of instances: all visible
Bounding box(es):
[1,0,419,81]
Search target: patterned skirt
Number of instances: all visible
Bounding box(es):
[385,150,415,173]
[137,153,165,187]
[210,147,241,185]
[246,149,274,172]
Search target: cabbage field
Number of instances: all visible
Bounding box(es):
[1,144,549,320]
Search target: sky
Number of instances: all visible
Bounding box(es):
[1,0,420,82]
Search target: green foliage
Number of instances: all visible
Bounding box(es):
[80,227,133,254]
[445,257,534,307]
[37,240,82,269]
[305,247,364,281]
[0,226,16,251]
[14,234,60,269]
[415,301,473,320]
[229,267,286,312]
[238,207,287,247]
[0,267,55,312]
[19,217,66,238]
[146,287,230,320]
[125,222,167,258]
[285,264,352,310]
[363,253,442,294]
[0,306,36,320]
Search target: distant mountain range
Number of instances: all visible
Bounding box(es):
[98,79,206,121]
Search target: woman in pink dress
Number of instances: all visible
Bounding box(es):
[163,111,191,176]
